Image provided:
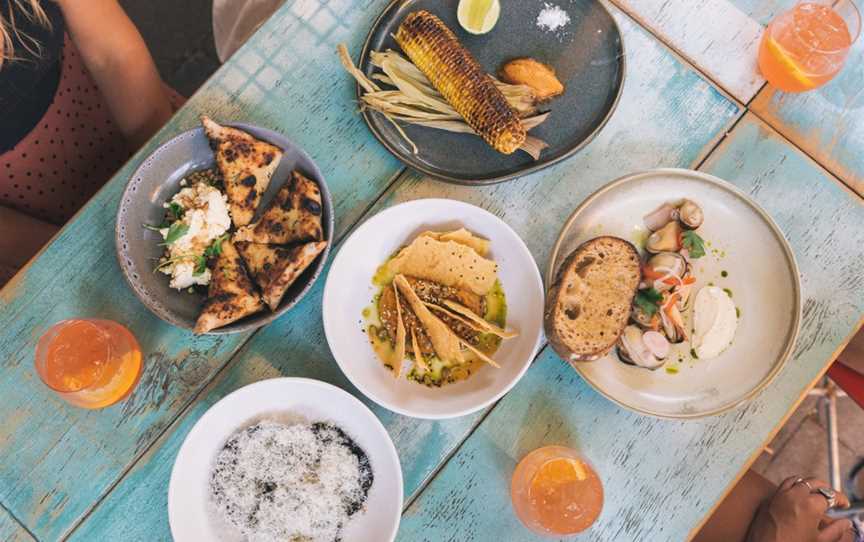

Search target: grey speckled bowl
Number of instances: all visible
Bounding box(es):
[115,123,334,334]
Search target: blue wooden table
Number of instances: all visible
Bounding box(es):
[1,0,863,540]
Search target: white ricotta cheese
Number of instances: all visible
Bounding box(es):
[692,286,737,359]
[158,182,231,289]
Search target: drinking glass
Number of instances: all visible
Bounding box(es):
[34,319,143,409]
[510,445,604,536]
[758,0,861,92]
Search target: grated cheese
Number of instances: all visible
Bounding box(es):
[209,421,373,542]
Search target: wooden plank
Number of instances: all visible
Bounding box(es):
[686,313,863,540]
[751,32,864,197]
[66,271,487,541]
[720,0,796,25]
[611,0,769,102]
[0,0,402,539]
[397,113,864,541]
[69,7,741,540]
[0,507,34,542]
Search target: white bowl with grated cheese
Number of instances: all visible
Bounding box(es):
[168,378,402,542]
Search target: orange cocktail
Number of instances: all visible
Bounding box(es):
[34,319,142,408]
[758,1,860,92]
[511,446,604,536]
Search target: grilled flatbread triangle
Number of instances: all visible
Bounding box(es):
[201,116,283,227]
[234,170,323,244]
[195,239,264,333]
[235,240,327,311]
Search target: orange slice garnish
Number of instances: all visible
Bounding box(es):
[529,457,588,497]
[765,37,815,88]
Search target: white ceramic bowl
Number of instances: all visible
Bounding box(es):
[168,378,403,541]
[547,169,801,418]
[323,199,545,419]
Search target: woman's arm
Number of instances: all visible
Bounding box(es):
[694,470,777,542]
[0,206,58,269]
[55,0,173,149]
[838,327,864,376]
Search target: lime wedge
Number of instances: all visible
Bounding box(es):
[457,0,501,35]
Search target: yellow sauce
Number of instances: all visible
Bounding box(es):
[363,278,509,387]
[367,325,396,373]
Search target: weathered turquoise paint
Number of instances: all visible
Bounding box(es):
[67,7,744,540]
[397,113,864,541]
[67,265,487,542]
[730,0,797,24]
[0,0,402,539]
[611,0,800,104]
[0,507,33,542]
[5,0,861,539]
[752,31,864,197]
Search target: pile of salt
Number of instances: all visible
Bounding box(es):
[536,3,571,32]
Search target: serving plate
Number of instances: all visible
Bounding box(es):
[322,199,545,419]
[168,377,403,542]
[357,0,624,184]
[547,168,801,418]
[115,123,334,334]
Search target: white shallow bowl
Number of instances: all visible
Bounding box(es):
[548,168,801,418]
[323,199,545,419]
[168,378,403,541]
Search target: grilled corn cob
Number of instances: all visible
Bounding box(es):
[395,10,526,154]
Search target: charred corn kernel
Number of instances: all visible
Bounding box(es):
[395,10,526,154]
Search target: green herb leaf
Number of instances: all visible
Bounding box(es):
[143,223,165,232]
[168,202,185,221]
[162,222,189,245]
[204,234,229,259]
[154,256,184,272]
[681,230,706,259]
[193,256,207,276]
[634,287,663,317]
[153,254,199,273]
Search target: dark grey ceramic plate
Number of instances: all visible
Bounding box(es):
[358,0,624,184]
[115,123,334,334]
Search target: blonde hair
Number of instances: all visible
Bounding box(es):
[0,0,52,69]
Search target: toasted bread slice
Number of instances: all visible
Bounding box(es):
[195,240,265,333]
[201,116,283,227]
[233,170,323,244]
[235,241,327,310]
[544,236,641,363]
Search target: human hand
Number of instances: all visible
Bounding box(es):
[746,476,854,542]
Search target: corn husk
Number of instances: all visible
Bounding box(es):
[338,44,549,159]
